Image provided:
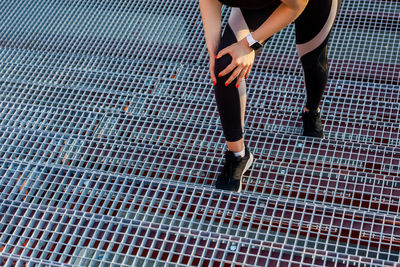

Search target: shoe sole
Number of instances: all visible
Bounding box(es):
[237,152,254,193]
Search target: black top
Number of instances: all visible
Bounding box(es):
[218,0,281,10]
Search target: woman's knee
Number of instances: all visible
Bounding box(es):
[214,53,233,79]
[300,44,328,72]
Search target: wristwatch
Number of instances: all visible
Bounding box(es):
[246,32,263,51]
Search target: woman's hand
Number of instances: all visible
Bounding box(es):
[215,38,255,88]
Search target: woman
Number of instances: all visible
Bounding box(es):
[198,0,341,192]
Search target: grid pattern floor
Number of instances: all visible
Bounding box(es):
[0,0,399,266]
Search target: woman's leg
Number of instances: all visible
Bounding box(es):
[214,6,280,192]
[295,0,341,112]
[214,5,279,152]
[213,10,246,152]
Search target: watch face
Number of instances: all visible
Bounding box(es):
[251,42,262,50]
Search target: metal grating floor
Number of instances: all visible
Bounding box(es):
[0,0,399,266]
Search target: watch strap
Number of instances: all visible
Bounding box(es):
[246,33,263,51]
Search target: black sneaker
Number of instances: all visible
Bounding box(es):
[215,144,254,193]
[301,109,325,138]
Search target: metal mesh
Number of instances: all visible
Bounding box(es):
[0,0,399,266]
[1,172,398,266]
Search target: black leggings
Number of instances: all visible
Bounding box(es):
[214,0,341,142]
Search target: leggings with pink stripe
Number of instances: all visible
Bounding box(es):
[214,0,341,142]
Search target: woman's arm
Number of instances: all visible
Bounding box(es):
[199,0,222,55]
[251,0,308,44]
[199,0,222,84]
